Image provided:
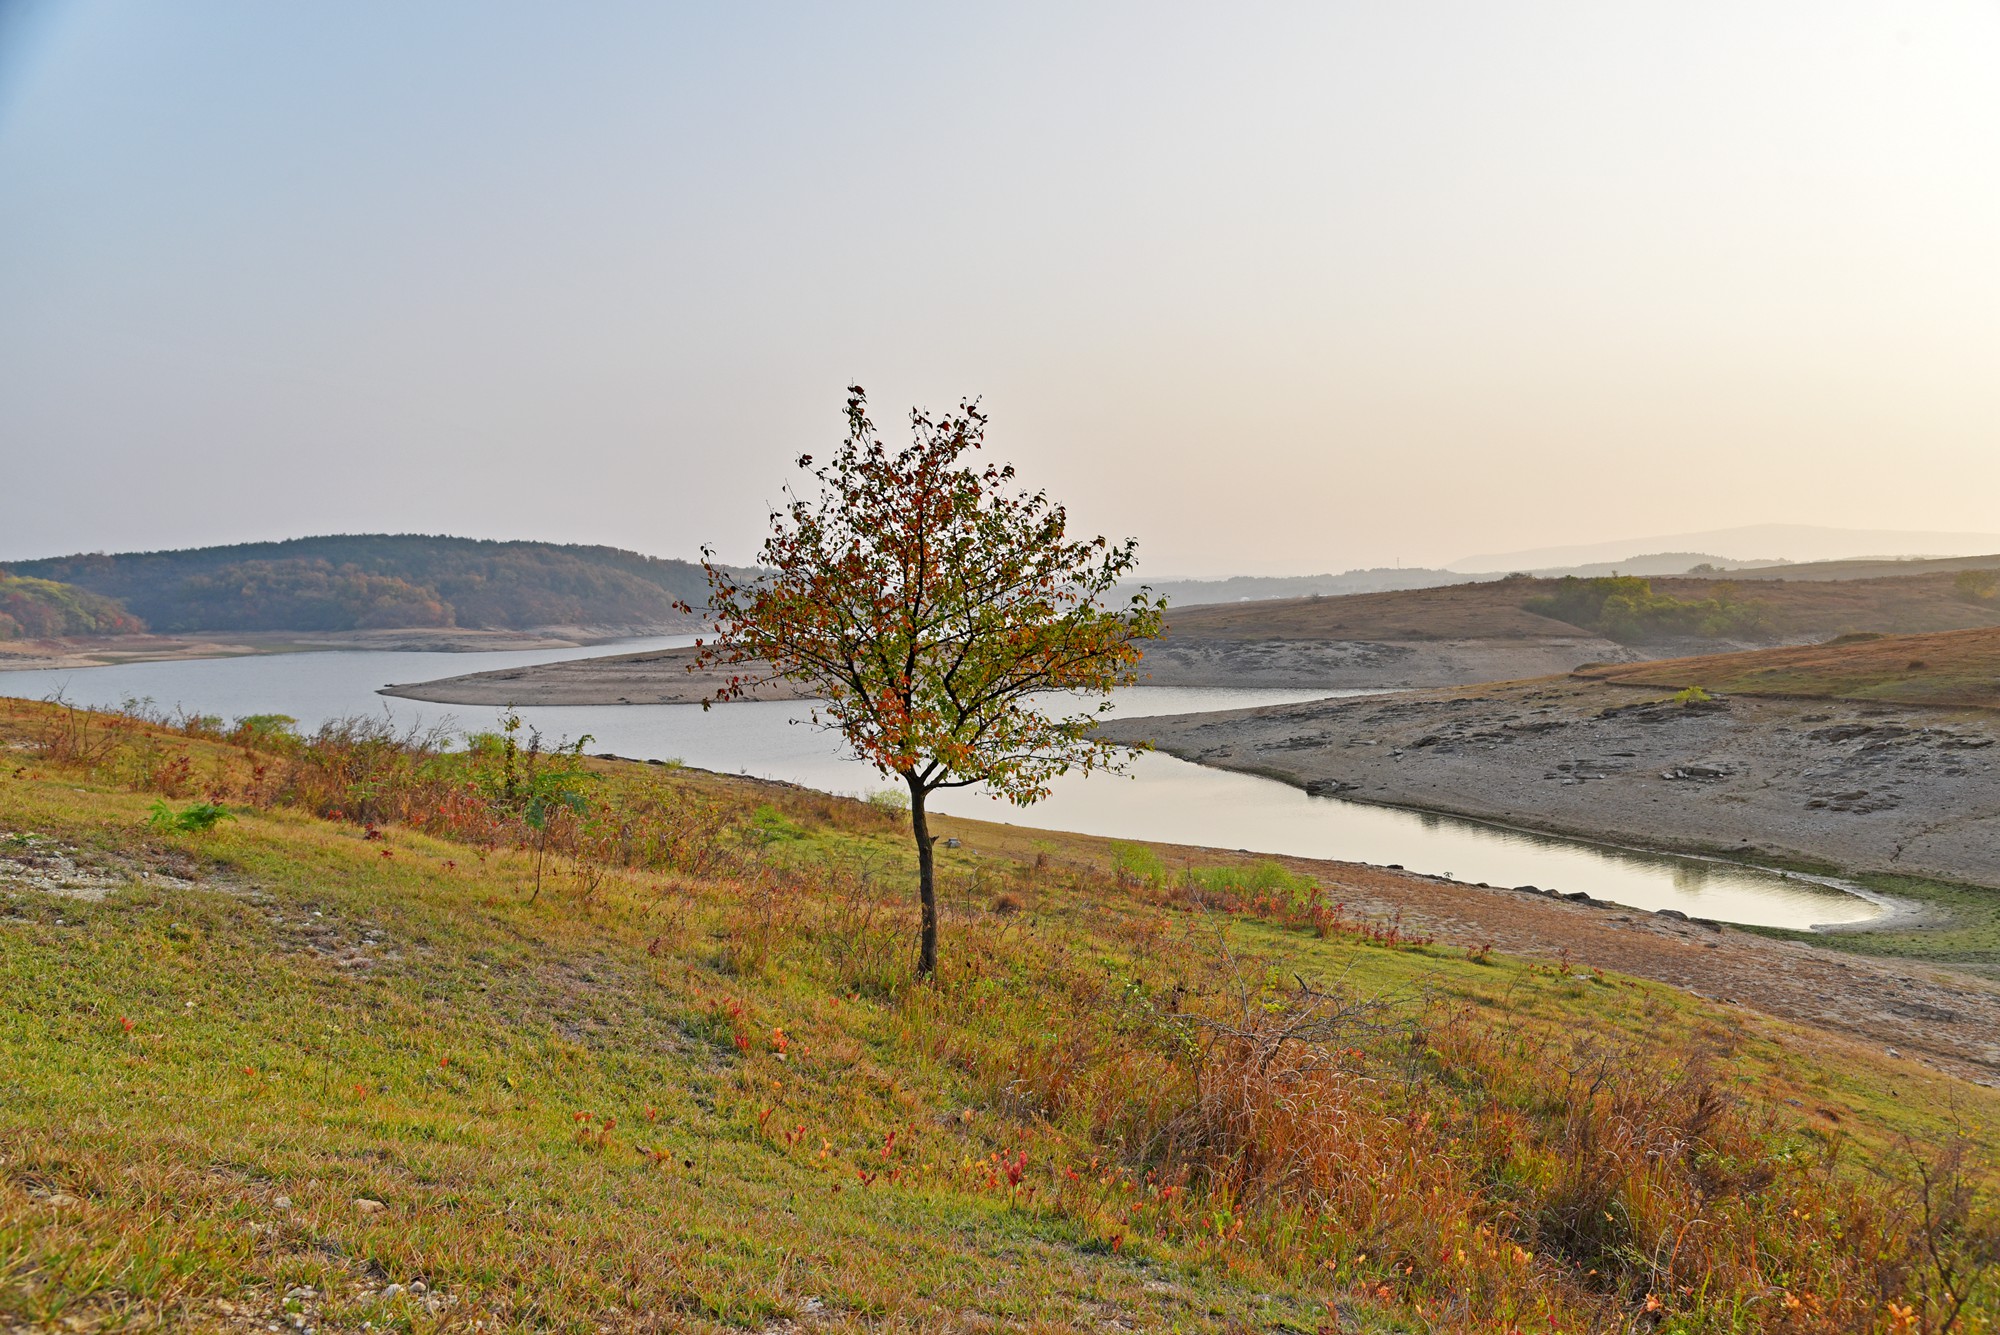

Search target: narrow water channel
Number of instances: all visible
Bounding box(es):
[0,643,1880,930]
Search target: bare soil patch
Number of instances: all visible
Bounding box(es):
[381,645,811,705]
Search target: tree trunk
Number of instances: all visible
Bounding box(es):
[907,774,939,979]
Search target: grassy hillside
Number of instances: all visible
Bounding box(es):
[1577,625,2000,711]
[0,572,144,640]
[9,536,749,634]
[1160,569,2000,646]
[2,699,1996,1331]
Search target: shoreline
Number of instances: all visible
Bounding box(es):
[374,633,1658,706]
[590,754,2000,1084]
[1260,777,1933,934]
[1098,675,2000,895]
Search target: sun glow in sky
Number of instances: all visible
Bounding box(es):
[3,2,1998,574]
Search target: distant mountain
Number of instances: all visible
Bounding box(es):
[10,535,749,635]
[1450,525,2000,574]
[1129,554,1762,608]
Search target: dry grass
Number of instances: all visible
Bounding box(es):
[0,696,1997,1332]
[1576,626,2000,711]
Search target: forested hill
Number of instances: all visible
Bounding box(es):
[10,535,746,634]
[0,571,145,639]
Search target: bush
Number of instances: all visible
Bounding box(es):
[1110,841,1167,888]
[1188,859,1315,901]
[1955,569,1999,604]
[1525,577,1767,644]
[147,799,234,833]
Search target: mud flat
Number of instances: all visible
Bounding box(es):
[1097,676,2000,892]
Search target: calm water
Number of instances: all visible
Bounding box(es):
[0,640,1880,929]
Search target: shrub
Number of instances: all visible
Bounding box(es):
[1955,569,1999,604]
[147,799,234,833]
[1111,841,1167,888]
[1525,577,1767,644]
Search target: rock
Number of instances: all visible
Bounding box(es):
[42,1192,81,1208]
[352,1197,388,1214]
[273,1195,293,1210]
[409,1281,428,1295]
[942,838,960,849]
[380,1284,404,1300]
[1660,764,1730,782]
[1562,891,1593,903]
[1514,885,1540,894]
[1654,908,1688,921]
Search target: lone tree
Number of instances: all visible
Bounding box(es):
[693,387,1164,977]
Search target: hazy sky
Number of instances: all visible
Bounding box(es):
[4,2,1998,575]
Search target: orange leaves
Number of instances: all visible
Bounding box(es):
[691,388,1164,801]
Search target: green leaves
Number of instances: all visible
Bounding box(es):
[147,799,235,834]
[696,388,1165,803]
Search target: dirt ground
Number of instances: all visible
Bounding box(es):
[380,644,811,705]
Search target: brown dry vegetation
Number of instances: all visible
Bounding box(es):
[1578,627,2000,711]
[3,697,1999,1331]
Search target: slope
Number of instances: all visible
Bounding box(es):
[1,699,1995,1331]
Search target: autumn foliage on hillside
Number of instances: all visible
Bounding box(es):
[0,571,144,640]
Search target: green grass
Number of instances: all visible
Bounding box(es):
[2,699,1997,1332]
[2,784,1346,1332]
[1741,869,2000,979]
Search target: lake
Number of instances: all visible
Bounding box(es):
[0,639,1882,929]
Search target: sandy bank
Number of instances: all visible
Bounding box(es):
[381,644,811,705]
[378,632,1640,705]
[1097,675,2000,892]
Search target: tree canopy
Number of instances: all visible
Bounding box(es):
[694,387,1163,975]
